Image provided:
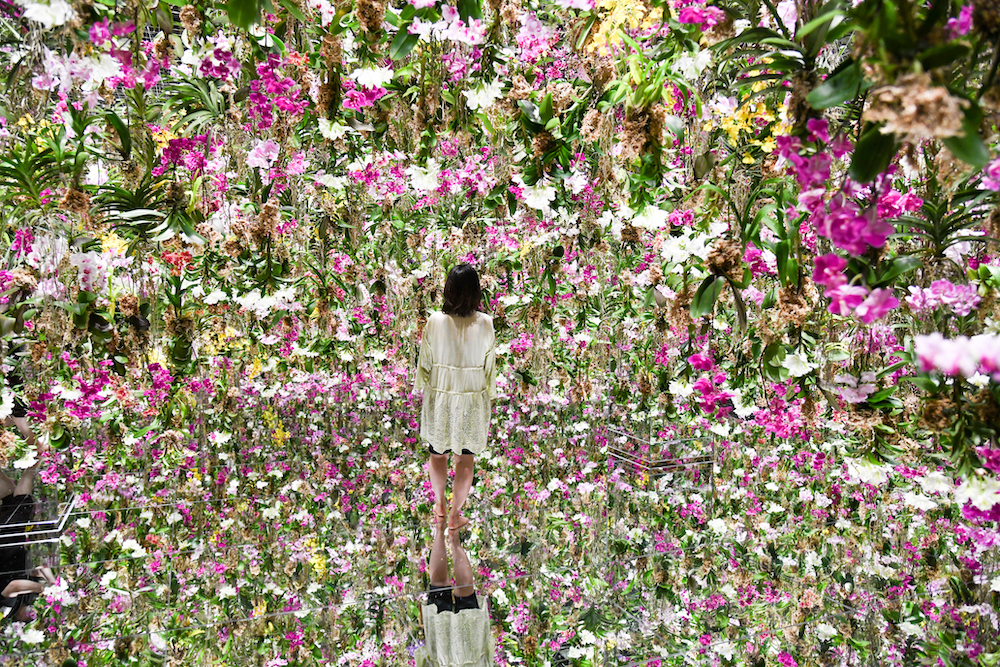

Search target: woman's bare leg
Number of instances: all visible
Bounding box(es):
[12,465,37,497]
[428,452,449,521]
[449,454,474,530]
[450,530,474,598]
[0,471,14,498]
[428,522,449,588]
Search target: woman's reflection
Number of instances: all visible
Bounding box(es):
[417,522,494,666]
[0,456,55,623]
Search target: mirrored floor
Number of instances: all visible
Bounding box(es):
[0,408,886,666]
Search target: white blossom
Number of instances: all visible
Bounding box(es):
[350,66,394,88]
[707,518,728,534]
[672,49,713,81]
[406,159,441,192]
[20,628,45,644]
[318,118,350,141]
[917,471,954,495]
[16,0,76,29]
[954,475,1000,511]
[463,79,504,112]
[521,179,557,211]
[785,352,816,377]
[844,458,891,486]
[815,623,838,640]
[901,492,937,511]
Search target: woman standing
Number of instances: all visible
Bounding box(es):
[416,264,496,532]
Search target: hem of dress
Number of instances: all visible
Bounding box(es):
[423,440,488,456]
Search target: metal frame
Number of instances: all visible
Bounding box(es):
[0,495,77,548]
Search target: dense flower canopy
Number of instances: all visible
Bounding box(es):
[0,0,999,664]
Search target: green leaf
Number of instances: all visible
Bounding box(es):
[278,0,306,21]
[849,125,897,183]
[389,27,420,61]
[806,59,868,110]
[618,30,642,55]
[693,151,716,179]
[876,360,909,379]
[867,387,896,403]
[538,93,554,123]
[727,275,748,333]
[713,27,785,51]
[762,342,789,381]
[919,0,950,36]
[874,255,921,286]
[978,264,1000,287]
[227,0,260,29]
[775,239,790,284]
[105,112,131,159]
[518,100,544,132]
[760,36,801,50]
[942,102,989,169]
[690,275,726,319]
[155,4,173,33]
[662,114,685,141]
[456,0,481,21]
[0,315,16,336]
[643,286,656,309]
[918,42,971,70]
[796,8,844,40]
[576,14,598,51]
[908,376,941,393]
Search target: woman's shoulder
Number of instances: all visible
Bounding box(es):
[427,311,450,327]
[475,311,493,326]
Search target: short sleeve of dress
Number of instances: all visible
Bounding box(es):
[415,318,433,393]
[484,318,497,401]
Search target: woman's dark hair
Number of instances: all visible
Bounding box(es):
[442,264,482,317]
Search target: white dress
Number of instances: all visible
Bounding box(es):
[416,311,497,455]
[416,601,495,667]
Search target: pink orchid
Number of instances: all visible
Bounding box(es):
[854,288,899,324]
[812,253,847,287]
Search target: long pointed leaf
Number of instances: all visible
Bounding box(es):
[106,111,132,159]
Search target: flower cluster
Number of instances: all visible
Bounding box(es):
[247,55,309,130]
[812,254,899,323]
[409,6,489,46]
[198,33,242,81]
[70,252,109,295]
[151,133,217,177]
[914,333,1000,379]
[687,353,732,416]
[674,0,726,29]
[905,280,981,317]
